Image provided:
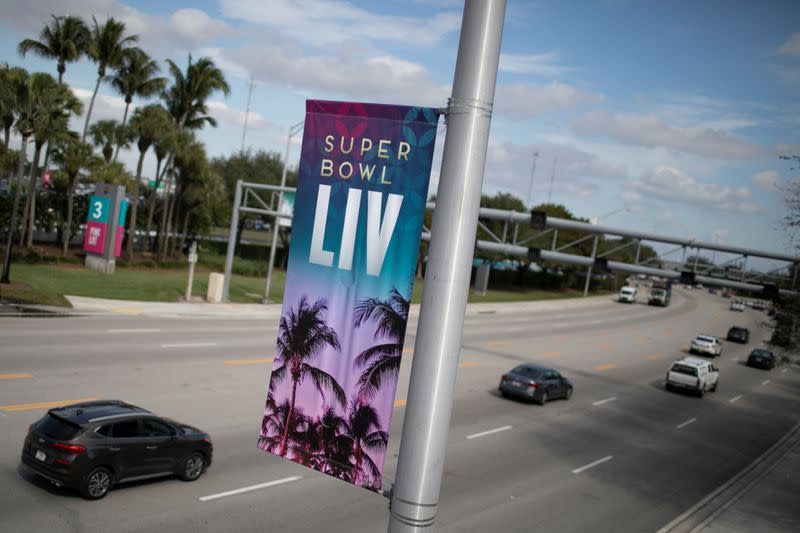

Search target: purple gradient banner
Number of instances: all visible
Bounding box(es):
[257,100,439,491]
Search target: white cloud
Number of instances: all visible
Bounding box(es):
[169,9,234,46]
[711,228,729,243]
[499,52,573,77]
[573,110,764,159]
[628,166,762,215]
[218,0,461,47]
[218,37,449,108]
[749,170,781,191]
[494,82,604,119]
[779,33,800,56]
[206,100,272,130]
[656,210,674,223]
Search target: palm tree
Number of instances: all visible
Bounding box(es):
[89,119,125,163]
[21,82,82,247]
[341,401,388,488]
[82,16,139,142]
[269,296,345,457]
[162,55,230,131]
[53,139,95,255]
[2,70,48,283]
[0,64,18,149]
[125,104,173,260]
[143,124,175,250]
[352,289,410,399]
[109,48,166,162]
[18,15,88,84]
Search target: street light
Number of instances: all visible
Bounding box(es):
[263,120,304,304]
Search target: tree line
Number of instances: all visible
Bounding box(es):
[1,14,230,283]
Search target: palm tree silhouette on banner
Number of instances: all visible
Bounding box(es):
[353,288,410,400]
[342,401,388,488]
[269,296,345,457]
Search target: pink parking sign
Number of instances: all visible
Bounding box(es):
[83,221,107,255]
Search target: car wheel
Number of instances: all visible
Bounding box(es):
[565,387,573,400]
[499,388,508,398]
[179,452,206,482]
[537,391,548,405]
[80,466,112,500]
[697,386,705,398]
[665,383,673,392]
[711,381,718,392]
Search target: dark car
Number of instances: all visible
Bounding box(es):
[727,326,750,344]
[746,349,776,370]
[21,400,212,500]
[498,364,573,405]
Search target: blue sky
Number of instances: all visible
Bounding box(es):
[1,0,798,271]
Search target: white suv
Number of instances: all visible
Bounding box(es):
[690,335,722,357]
[618,286,637,303]
[665,357,719,397]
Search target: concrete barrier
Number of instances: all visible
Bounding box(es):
[207,273,225,303]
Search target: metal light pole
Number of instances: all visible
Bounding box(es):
[526,150,539,207]
[263,120,304,304]
[583,235,599,297]
[388,1,506,531]
[222,179,243,303]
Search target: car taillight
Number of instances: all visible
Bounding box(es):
[203,437,212,444]
[27,425,33,434]
[52,442,86,454]
[528,381,538,388]
[501,374,509,380]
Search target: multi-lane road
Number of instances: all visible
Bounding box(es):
[0,288,797,532]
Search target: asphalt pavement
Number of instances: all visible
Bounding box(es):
[0,287,797,532]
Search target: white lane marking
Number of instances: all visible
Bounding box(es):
[199,476,302,502]
[572,455,613,474]
[592,397,617,406]
[466,425,513,440]
[729,395,742,403]
[762,379,770,386]
[676,417,697,429]
[106,328,161,333]
[160,342,218,348]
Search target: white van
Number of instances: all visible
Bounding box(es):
[618,286,637,303]
[665,357,719,397]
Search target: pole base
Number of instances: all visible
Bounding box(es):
[85,255,116,274]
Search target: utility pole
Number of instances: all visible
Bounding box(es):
[388,1,506,531]
[547,156,557,204]
[526,150,539,208]
[241,79,255,152]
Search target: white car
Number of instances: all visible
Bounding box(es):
[618,286,637,303]
[730,301,745,312]
[665,357,719,397]
[690,335,722,357]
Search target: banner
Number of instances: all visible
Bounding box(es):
[258,100,439,492]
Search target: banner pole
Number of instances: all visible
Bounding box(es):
[388,1,506,531]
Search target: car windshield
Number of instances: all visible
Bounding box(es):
[751,350,771,357]
[696,336,715,343]
[510,366,542,378]
[671,364,698,377]
[37,413,82,440]
[621,288,634,294]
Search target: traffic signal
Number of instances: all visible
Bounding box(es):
[680,271,695,285]
[530,210,547,230]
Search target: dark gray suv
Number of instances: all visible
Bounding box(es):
[21,400,212,500]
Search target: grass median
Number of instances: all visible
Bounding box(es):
[0,262,609,308]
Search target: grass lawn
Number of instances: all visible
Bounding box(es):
[1,263,287,306]
[1,262,608,307]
